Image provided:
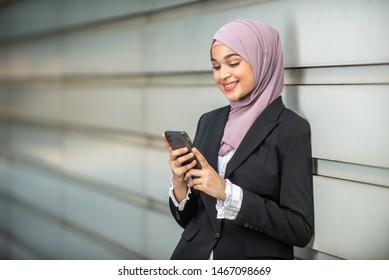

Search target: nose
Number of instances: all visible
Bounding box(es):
[220,67,231,80]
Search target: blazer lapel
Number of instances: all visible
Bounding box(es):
[198,106,229,233]
[225,97,285,179]
[202,106,230,171]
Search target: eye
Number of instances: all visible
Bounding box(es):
[212,65,221,71]
[229,62,240,68]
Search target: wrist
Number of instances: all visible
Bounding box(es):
[172,181,189,203]
[219,179,227,201]
[172,179,187,190]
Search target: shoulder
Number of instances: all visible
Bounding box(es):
[280,108,310,132]
[265,97,310,136]
[197,105,230,128]
[200,105,230,122]
[276,107,311,153]
[264,97,312,152]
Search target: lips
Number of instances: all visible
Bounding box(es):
[223,81,238,91]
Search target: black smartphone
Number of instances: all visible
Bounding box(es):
[164,130,202,170]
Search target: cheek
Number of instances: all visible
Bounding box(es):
[240,63,255,90]
[244,71,255,91]
[248,75,255,90]
[214,73,223,90]
[239,74,255,96]
[213,71,218,83]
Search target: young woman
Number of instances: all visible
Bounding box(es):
[162,19,314,259]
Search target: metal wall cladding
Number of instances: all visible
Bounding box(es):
[0,0,388,260]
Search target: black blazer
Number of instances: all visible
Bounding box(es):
[169,96,314,259]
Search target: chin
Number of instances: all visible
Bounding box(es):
[227,97,240,102]
[223,94,238,102]
[224,92,247,102]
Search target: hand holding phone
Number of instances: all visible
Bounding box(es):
[164,131,202,170]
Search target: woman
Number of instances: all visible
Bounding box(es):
[162,19,314,259]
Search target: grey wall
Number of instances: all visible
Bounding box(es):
[0,0,388,260]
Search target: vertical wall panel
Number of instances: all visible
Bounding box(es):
[7,84,61,121]
[145,148,171,204]
[9,206,62,259]
[61,230,122,260]
[62,131,145,192]
[10,125,62,168]
[62,182,145,256]
[10,163,62,217]
[0,232,8,259]
[9,40,61,77]
[0,0,197,38]
[313,176,389,259]
[145,211,182,259]
[62,84,146,131]
[0,48,10,79]
[283,85,389,168]
[0,198,8,232]
[61,19,147,75]
[0,158,9,190]
[0,0,59,37]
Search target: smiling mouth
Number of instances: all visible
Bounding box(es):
[223,82,238,91]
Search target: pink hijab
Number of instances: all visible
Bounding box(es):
[212,19,284,156]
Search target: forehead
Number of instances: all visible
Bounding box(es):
[211,43,238,60]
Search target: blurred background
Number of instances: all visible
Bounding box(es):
[0,0,388,260]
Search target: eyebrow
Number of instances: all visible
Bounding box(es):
[211,53,241,62]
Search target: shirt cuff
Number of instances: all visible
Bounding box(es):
[168,176,191,211]
[216,179,243,220]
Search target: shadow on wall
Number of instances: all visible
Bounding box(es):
[282,17,317,254]
[282,17,306,120]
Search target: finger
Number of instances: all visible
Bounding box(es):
[187,176,201,188]
[162,133,189,158]
[187,178,202,190]
[176,152,194,165]
[193,183,205,192]
[161,133,172,150]
[175,157,197,171]
[184,167,201,181]
[192,148,208,168]
[170,147,189,160]
[161,132,167,143]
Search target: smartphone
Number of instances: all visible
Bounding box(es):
[164,130,202,170]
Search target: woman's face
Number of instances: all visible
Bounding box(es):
[211,43,255,102]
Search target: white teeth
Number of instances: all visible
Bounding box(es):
[225,82,236,88]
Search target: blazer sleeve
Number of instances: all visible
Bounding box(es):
[234,121,314,247]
